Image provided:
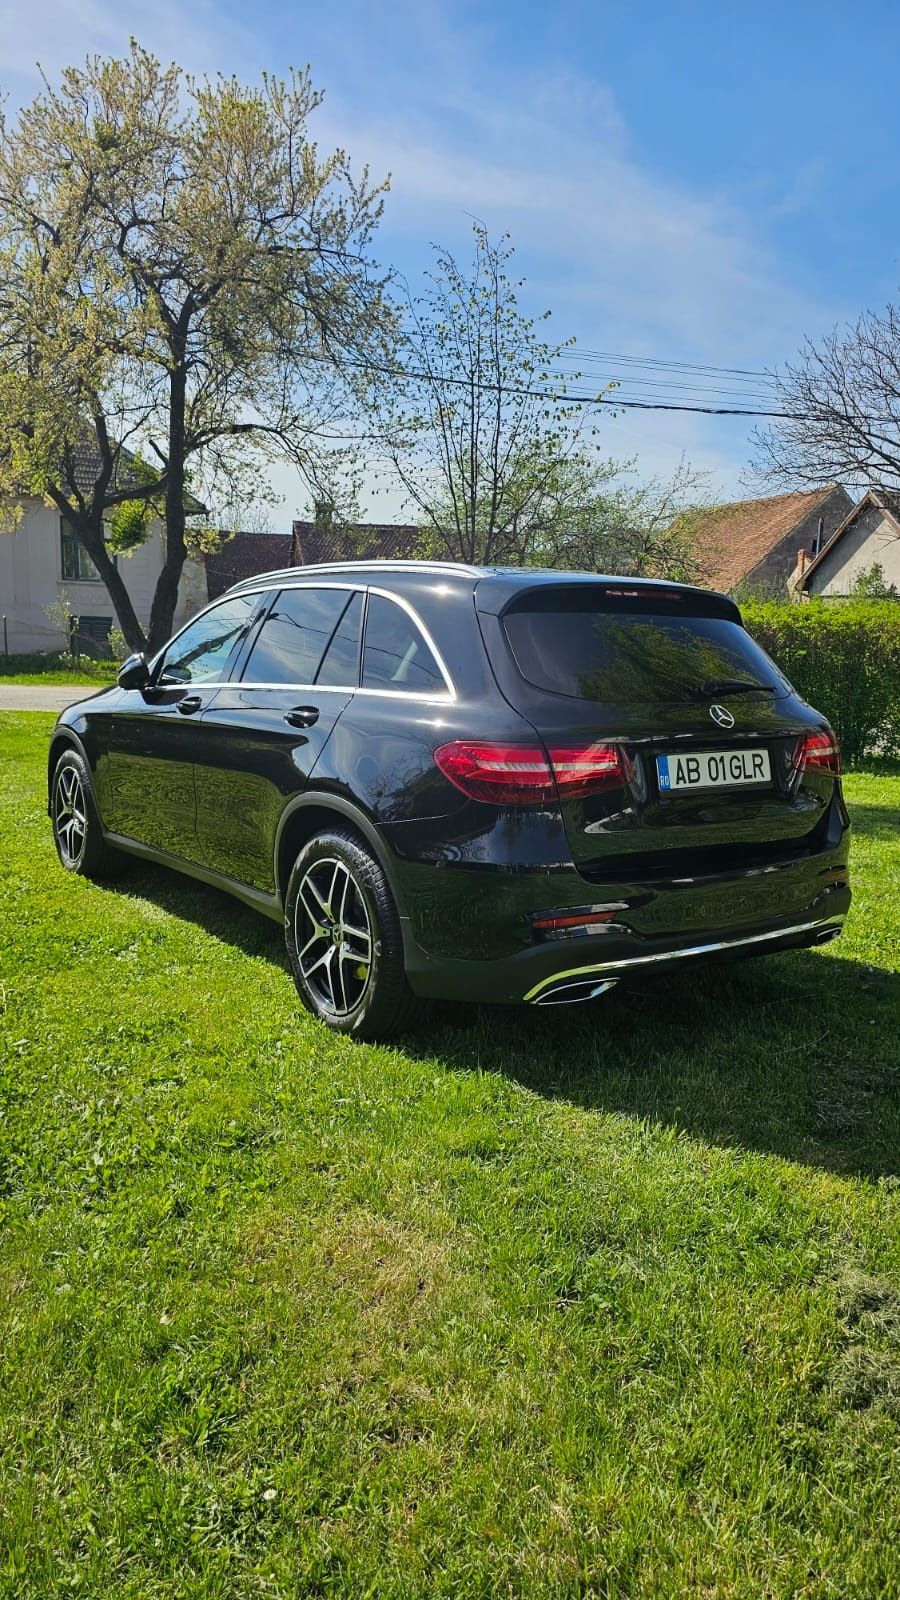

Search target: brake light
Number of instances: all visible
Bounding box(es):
[433,740,624,803]
[795,730,841,777]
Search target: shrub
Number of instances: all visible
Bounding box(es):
[741,600,900,765]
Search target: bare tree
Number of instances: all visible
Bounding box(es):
[754,303,900,498]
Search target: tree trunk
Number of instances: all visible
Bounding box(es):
[79,523,148,654]
[147,361,188,655]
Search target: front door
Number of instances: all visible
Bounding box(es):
[194,586,363,890]
[105,591,263,860]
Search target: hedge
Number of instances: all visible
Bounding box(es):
[741,600,900,765]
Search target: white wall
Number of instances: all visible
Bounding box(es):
[807,504,900,595]
[0,498,206,655]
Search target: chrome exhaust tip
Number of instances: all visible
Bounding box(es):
[533,976,619,1007]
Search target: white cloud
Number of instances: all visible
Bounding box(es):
[0,0,257,88]
[0,0,842,502]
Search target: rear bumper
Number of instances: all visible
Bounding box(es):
[403,894,849,1004]
[395,840,851,1004]
[520,914,845,1004]
[385,788,851,1005]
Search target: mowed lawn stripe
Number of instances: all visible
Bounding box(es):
[1,713,899,1599]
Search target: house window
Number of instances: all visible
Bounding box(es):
[60,518,102,582]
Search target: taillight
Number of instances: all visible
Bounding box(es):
[433,740,624,804]
[795,730,841,777]
[548,745,624,797]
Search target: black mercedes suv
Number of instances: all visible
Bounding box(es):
[48,562,851,1038]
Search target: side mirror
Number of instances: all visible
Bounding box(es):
[117,651,151,690]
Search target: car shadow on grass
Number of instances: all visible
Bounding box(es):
[114,861,898,1182]
[119,863,290,967]
[420,949,900,1181]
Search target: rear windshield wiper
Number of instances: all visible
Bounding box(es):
[692,676,777,698]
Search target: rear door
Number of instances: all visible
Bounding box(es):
[194,585,362,891]
[479,583,829,874]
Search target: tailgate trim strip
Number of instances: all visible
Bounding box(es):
[523,917,844,1001]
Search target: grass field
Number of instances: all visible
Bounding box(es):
[1,712,898,1599]
[0,654,115,687]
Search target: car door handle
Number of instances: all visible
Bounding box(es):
[177,695,203,715]
[285,705,320,728]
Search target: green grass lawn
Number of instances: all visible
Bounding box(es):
[1,712,899,1599]
[0,654,115,687]
[0,673,115,688]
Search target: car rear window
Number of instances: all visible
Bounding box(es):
[501,591,786,705]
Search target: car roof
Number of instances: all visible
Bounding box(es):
[225,558,728,609]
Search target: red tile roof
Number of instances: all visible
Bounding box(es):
[290,520,421,566]
[686,488,840,592]
[204,533,294,599]
[204,522,423,600]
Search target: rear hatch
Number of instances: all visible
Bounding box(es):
[477,579,835,877]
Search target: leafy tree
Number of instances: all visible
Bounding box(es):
[372,225,609,565]
[0,44,390,651]
[849,562,898,599]
[533,455,714,582]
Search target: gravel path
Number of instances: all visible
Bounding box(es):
[0,685,97,712]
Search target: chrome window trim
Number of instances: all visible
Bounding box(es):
[150,580,456,701]
[360,586,455,699]
[160,682,453,703]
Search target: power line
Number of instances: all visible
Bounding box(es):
[361,355,797,418]
[556,347,775,381]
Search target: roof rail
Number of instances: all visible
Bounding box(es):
[225,558,484,592]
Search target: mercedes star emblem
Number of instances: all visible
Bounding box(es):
[709,703,735,729]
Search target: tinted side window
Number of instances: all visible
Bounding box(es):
[316,591,363,686]
[361,594,445,692]
[242,587,349,685]
[158,594,259,684]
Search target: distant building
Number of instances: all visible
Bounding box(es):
[204,532,296,601]
[793,489,900,597]
[686,486,852,596]
[204,513,421,603]
[290,512,421,568]
[0,439,205,654]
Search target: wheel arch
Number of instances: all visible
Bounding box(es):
[274,793,406,916]
[47,727,91,814]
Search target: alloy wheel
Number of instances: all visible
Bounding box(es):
[294,856,373,1017]
[54,765,87,868]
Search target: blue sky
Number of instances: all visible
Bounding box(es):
[3,0,899,518]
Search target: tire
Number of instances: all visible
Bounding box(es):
[50,748,124,880]
[284,827,427,1040]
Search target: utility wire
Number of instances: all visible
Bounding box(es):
[356,354,798,418]
[555,348,775,380]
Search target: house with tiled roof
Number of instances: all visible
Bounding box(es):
[793,489,900,596]
[203,512,421,602]
[685,485,852,596]
[0,441,206,656]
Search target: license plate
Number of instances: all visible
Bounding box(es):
[656,747,771,792]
